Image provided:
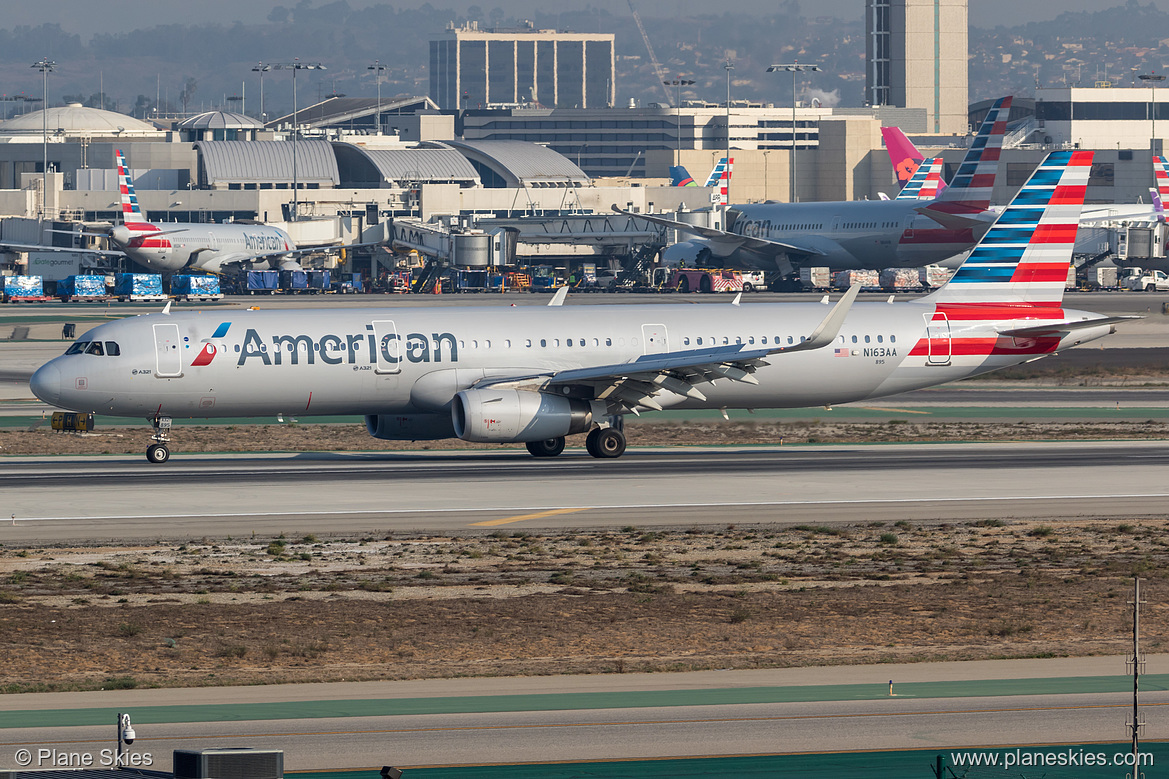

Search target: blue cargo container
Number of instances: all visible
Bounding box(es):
[246,270,279,293]
[307,270,331,292]
[113,273,166,300]
[449,268,489,292]
[280,270,308,291]
[58,275,107,299]
[3,276,44,299]
[171,275,222,299]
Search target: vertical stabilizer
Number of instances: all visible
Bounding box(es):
[927,149,1093,307]
[115,149,151,226]
[896,157,945,200]
[881,126,926,187]
[670,166,697,187]
[931,96,1013,213]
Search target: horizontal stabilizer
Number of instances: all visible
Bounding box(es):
[997,316,1141,337]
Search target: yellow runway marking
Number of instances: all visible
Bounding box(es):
[855,406,932,415]
[470,507,589,527]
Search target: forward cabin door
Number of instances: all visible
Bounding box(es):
[153,323,183,377]
[372,320,402,374]
[641,323,669,354]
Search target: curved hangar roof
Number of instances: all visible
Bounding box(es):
[195,140,339,187]
[176,111,265,131]
[442,140,589,188]
[333,142,480,188]
[0,104,162,138]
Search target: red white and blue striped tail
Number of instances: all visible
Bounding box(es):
[1154,155,1169,200]
[115,148,150,225]
[931,95,1012,213]
[927,149,1093,306]
[895,157,944,200]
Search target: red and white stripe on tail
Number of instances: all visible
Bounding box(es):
[927,149,1093,307]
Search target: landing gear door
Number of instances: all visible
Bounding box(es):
[924,312,951,366]
[372,320,402,374]
[641,323,668,354]
[153,323,183,377]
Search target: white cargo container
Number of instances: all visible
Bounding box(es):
[798,266,831,291]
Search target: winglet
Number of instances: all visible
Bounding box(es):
[774,284,861,354]
[731,292,742,307]
[161,300,172,315]
[548,286,568,307]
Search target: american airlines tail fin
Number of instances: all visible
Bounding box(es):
[670,165,697,187]
[713,158,733,205]
[1154,155,1169,200]
[895,157,945,200]
[115,149,151,225]
[704,157,732,188]
[927,149,1093,307]
[881,126,926,188]
[930,95,1013,213]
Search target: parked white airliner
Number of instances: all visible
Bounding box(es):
[31,150,1129,463]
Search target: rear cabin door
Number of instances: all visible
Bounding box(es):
[641,323,669,354]
[153,323,183,377]
[924,312,951,366]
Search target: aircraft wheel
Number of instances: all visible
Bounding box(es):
[525,437,566,458]
[588,428,626,459]
[146,444,170,464]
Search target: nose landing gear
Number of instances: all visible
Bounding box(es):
[146,415,172,464]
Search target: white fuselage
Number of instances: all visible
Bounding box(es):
[120,222,296,274]
[30,300,1111,425]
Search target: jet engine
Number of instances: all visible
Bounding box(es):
[451,389,596,443]
[661,240,713,267]
[365,413,456,441]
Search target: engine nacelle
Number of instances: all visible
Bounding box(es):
[661,240,712,267]
[365,413,456,441]
[452,389,596,443]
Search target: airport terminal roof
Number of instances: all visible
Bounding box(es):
[267,96,439,130]
[176,111,265,131]
[442,139,590,187]
[195,140,339,186]
[332,141,480,188]
[0,104,162,138]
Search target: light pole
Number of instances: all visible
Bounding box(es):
[768,62,820,203]
[723,59,734,211]
[1140,72,1165,162]
[368,61,386,134]
[252,63,271,123]
[31,58,55,219]
[663,78,694,166]
[273,60,325,221]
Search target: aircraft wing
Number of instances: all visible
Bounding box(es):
[610,206,825,257]
[996,316,1141,337]
[479,286,859,412]
[0,242,124,258]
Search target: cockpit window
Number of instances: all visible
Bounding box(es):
[65,341,89,355]
[105,341,121,356]
[85,342,105,356]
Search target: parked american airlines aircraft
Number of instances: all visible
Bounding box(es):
[893,157,945,201]
[641,97,1013,274]
[3,150,353,274]
[31,151,1128,464]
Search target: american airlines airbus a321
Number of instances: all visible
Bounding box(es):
[31,151,1131,463]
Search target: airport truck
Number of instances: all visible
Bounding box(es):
[668,268,743,293]
[1122,268,1169,291]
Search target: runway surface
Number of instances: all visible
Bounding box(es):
[3,440,1168,542]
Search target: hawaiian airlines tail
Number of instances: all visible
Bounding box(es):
[929,95,1013,214]
[881,126,926,188]
[895,157,945,201]
[927,149,1093,307]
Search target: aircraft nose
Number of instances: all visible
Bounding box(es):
[30,362,61,406]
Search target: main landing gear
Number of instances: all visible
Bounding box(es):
[525,437,566,458]
[146,415,172,464]
[585,427,626,459]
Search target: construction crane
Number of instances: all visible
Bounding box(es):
[628,0,673,103]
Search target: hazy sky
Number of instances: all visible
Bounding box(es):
[3,0,1150,34]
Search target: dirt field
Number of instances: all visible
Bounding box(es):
[0,517,1163,693]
